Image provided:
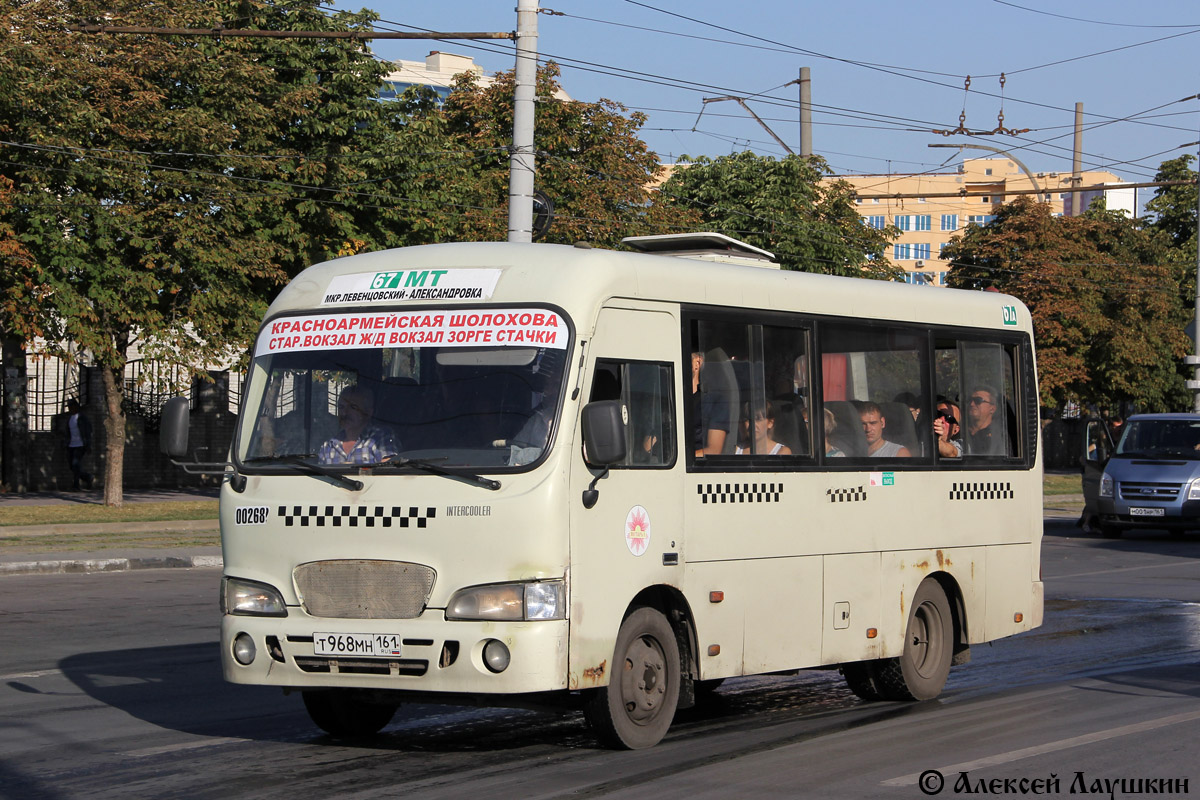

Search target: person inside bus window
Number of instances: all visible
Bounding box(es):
[692,351,733,456]
[965,385,1004,455]
[318,385,398,465]
[933,396,963,458]
[823,408,845,457]
[734,401,792,455]
[860,401,911,457]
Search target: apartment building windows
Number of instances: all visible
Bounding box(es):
[895,215,912,231]
[894,243,912,260]
[914,215,931,231]
[865,215,886,230]
[941,214,958,231]
[914,243,931,260]
[968,215,996,226]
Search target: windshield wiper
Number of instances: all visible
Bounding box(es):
[368,457,501,491]
[242,454,363,491]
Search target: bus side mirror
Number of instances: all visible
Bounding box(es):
[159,396,191,459]
[582,400,627,466]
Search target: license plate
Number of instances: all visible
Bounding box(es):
[313,632,402,657]
[1130,507,1165,517]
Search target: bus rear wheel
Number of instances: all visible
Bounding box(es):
[302,689,398,738]
[875,579,953,701]
[584,607,680,749]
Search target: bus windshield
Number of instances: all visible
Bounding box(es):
[237,308,570,471]
[1115,419,1200,460]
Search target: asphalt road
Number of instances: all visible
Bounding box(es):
[1,518,1198,800]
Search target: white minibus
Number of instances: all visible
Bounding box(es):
[162,235,1043,748]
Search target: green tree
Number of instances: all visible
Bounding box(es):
[656,151,899,277]
[943,197,1189,412]
[0,0,401,503]
[1145,155,1198,258]
[417,62,698,246]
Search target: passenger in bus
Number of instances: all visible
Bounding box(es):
[734,401,792,455]
[318,386,399,465]
[823,408,845,457]
[859,402,911,457]
[692,351,734,456]
[965,385,1004,455]
[933,396,963,458]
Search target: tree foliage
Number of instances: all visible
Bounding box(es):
[0,0,411,502]
[655,152,899,277]
[412,62,698,246]
[943,197,1189,412]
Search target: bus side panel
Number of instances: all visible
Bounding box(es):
[684,562,747,679]
[742,555,824,674]
[984,543,1039,641]
[820,553,880,665]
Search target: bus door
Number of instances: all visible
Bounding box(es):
[568,305,683,688]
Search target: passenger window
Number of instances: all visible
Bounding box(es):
[961,342,1017,457]
[818,324,929,460]
[589,360,675,468]
[690,319,810,459]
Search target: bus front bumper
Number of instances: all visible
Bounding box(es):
[221,612,569,695]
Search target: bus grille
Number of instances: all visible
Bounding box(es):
[1119,482,1181,502]
[294,560,435,619]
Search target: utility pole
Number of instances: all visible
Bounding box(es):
[799,67,812,157]
[1189,132,1200,412]
[507,0,538,243]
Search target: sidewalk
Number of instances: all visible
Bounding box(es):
[0,487,222,577]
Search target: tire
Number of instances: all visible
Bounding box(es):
[873,579,954,701]
[584,607,681,749]
[302,689,398,738]
[841,661,885,701]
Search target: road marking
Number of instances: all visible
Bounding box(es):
[0,669,62,681]
[882,708,1200,786]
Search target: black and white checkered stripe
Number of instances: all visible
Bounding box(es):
[826,486,867,503]
[278,505,437,528]
[697,483,783,504]
[948,482,1014,501]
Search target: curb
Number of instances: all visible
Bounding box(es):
[0,553,223,577]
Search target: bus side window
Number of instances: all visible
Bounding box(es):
[590,360,675,468]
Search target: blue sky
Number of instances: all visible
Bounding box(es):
[335,0,1200,185]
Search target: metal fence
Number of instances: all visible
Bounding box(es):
[24,355,85,432]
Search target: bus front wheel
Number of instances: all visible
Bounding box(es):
[302,689,398,738]
[584,607,681,749]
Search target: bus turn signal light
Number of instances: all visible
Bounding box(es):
[709,591,724,603]
[866,628,878,639]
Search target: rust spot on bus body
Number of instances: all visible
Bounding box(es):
[582,660,607,684]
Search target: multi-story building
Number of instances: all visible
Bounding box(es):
[379,51,570,104]
[832,158,1134,286]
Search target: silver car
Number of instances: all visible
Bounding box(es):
[1081,414,1200,538]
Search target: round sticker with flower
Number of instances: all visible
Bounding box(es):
[625,505,651,556]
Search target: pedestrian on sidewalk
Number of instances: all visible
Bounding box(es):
[62,398,94,491]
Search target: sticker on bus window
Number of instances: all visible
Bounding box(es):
[255,308,568,357]
[321,268,502,306]
[625,506,651,556]
[869,472,895,487]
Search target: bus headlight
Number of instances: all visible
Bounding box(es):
[1099,472,1114,498]
[1188,479,1200,501]
[446,580,564,621]
[222,576,288,617]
